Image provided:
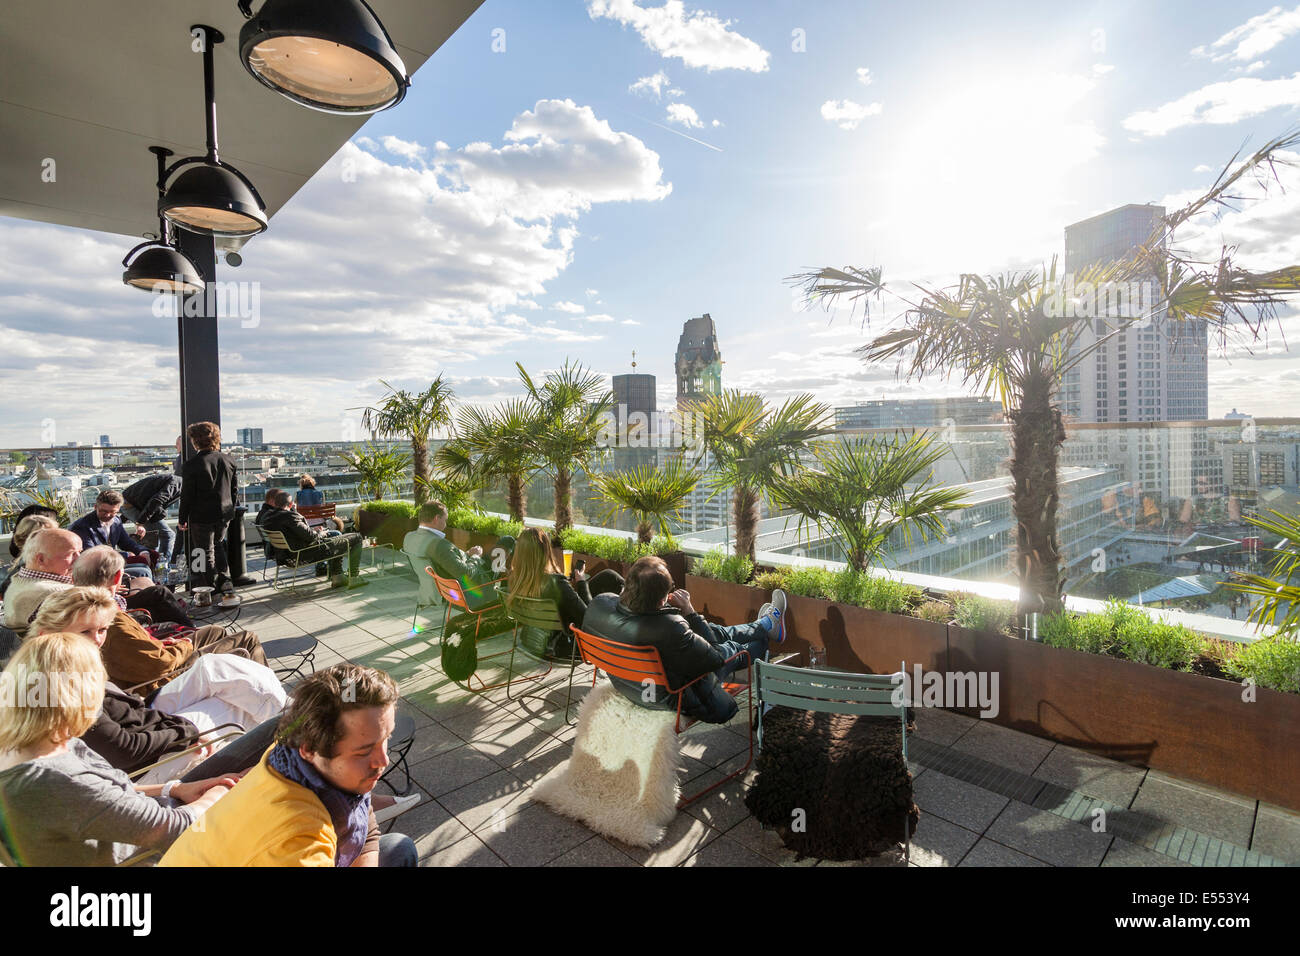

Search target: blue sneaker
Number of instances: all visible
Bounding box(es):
[758,588,787,644]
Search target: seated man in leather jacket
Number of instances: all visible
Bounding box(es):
[581,556,784,724]
[260,490,367,589]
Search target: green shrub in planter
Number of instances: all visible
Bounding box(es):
[785,567,835,601]
[1113,617,1203,672]
[752,568,792,591]
[1224,637,1300,694]
[827,569,922,614]
[445,510,522,540]
[357,500,417,519]
[952,593,1019,635]
[1038,612,1115,655]
[913,600,953,624]
[692,549,755,584]
[557,529,679,563]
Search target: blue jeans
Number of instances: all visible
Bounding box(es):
[122,564,154,582]
[379,833,418,867]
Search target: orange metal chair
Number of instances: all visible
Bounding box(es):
[425,568,513,690]
[568,624,754,808]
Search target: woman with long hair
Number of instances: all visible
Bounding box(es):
[505,527,623,655]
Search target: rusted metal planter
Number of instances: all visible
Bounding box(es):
[681,574,1300,812]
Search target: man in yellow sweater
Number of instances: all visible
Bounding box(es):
[161,663,417,867]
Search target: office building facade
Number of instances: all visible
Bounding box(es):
[1060,204,1208,423]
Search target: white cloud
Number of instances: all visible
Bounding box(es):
[379,135,427,164]
[1192,5,1300,62]
[585,313,616,323]
[820,99,883,130]
[1242,59,1270,73]
[1092,63,1115,75]
[585,288,600,297]
[587,0,770,72]
[552,300,586,314]
[1122,73,1300,135]
[711,119,721,128]
[666,102,704,128]
[621,319,641,325]
[856,67,872,85]
[0,99,671,443]
[1193,163,1213,172]
[629,71,671,98]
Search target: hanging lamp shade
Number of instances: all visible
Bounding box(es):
[122,243,206,294]
[239,0,410,114]
[159,161,268,238]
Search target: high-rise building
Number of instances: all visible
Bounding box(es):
[98,434,110,447]
[610,372,657,470]
[1061,204,1208,423]
[236,427,265,450]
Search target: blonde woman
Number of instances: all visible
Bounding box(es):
[0,632,236,866]
[505,528,624,656]
[33,588,286,782]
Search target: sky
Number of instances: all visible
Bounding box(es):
[3,0,1300,446]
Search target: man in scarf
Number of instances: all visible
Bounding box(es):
[160,663,416,867]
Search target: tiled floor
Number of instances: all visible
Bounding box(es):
[234,554,1299,867]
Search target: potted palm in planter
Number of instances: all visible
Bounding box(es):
[587,457,699,584]
[345,444,414,549]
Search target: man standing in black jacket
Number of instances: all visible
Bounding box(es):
[178,421,239,593]
[122,472,182,568]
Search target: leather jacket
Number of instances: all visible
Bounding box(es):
[580,593,736,723]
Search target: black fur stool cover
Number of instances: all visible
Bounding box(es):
[744,706,919,860]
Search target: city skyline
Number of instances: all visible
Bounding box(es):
[1,2,1299,445]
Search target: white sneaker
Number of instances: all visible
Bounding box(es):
[374,791,420,824]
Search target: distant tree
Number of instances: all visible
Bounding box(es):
[342,444,411,500]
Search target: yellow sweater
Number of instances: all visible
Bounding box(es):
[160,748,336,867]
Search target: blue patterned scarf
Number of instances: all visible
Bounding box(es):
[268,744,371,867]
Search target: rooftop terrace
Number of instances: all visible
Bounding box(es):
[243,548,1299,867]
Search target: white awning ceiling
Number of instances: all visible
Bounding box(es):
[0,0,483,241]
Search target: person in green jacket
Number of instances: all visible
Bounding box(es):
[402,501,514,611]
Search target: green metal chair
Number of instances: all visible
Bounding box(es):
[263,529,321,591]
[754,659,911,861]
[500,593,577,704]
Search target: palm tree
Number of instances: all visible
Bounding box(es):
[589,457,701,544]
[688,390,834,564]
[413,472,482,515]
[341,444,410,500]
[438,399,542,522]
[358,377,455,506]
[768,433,969,572]
[790,130,1300,616]
[1231,509,1300,640]
[517,360,613,534]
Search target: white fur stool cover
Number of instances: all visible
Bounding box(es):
[531,682,681,847]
